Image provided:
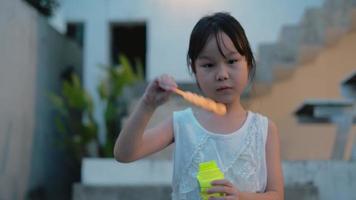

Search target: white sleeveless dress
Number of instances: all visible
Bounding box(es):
[171,108,269,200]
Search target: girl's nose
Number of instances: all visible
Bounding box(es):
[216,65,229,81]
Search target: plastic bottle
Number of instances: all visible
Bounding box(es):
[196,160,225,200]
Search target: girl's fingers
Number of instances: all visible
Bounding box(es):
[207,179,239,197]
[144,74,177,107]
[207,186,235,195]
[211,179,234,187]
[208,197,236,200]
[143,78,172,107]
[158,74,177,91]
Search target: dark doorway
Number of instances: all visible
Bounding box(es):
[110,23,146,79]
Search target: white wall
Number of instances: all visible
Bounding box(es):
[0,0,38,199]
[0,0,83,199]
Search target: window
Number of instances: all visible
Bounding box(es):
[110,23,146,78]
[66,23,84,47]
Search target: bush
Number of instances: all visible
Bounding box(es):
[49,55,143,163]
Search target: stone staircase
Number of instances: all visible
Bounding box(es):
[255,0,356,94]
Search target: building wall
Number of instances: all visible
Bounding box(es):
[248,30,356,160]
[56,0,324,142]
[0,0,82,199]
[0,1,38,199]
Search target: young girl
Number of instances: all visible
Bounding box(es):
[114,12,284,200]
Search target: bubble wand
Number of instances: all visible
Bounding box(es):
[172,88,226,115]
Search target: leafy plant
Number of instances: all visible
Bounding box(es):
[98,55,144,157]
[50,55,143,161]
[49,74,98,163]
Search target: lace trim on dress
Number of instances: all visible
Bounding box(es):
[226,116,264,192]
[222,114,257,173]
[173,133,210,195]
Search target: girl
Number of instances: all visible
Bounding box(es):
[114,12,284,200]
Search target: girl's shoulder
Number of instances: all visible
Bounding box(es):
[248,111,277,130]
[173,107,192,121]
[173,107,192,115]
[247,110,266,117]
[246,110,269,123]
[246,110,270,135]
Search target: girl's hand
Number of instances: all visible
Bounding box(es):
[142,74,177,110]
[157,74,177,91]
[207,179,241,200]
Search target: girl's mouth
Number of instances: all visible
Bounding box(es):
[216,86,232,91]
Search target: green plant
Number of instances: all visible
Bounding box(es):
[49,74,98,163]
[98,55,144,157]
[50,55,143,160]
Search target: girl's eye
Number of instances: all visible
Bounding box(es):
[201,63,214,68]
[227,59,238,64]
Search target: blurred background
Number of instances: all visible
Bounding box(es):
[0,0,355,199]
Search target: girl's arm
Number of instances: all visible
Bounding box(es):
[113,75,177,163]
[208,120,284,200]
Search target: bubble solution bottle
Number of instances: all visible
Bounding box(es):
[196,160,225,200]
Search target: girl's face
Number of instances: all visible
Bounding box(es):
[194,32,249,104]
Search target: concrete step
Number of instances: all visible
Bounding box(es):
[256,43,298,83]
[351,8,356,31]
[73,184,320,200]
[73,160,356,200]
[81,159,172,186]
[278,24,301,54]
[297,43,323,64]
[249,82,272,98]
[301,7,330,49]
[256,43,275,84]
[278,23,322,64]
[322,0,353,28]
[73,184,172,200]
[279,24,301,43]
[300,7,326,46]
[322,0,355,45]
[72,183,323,200]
